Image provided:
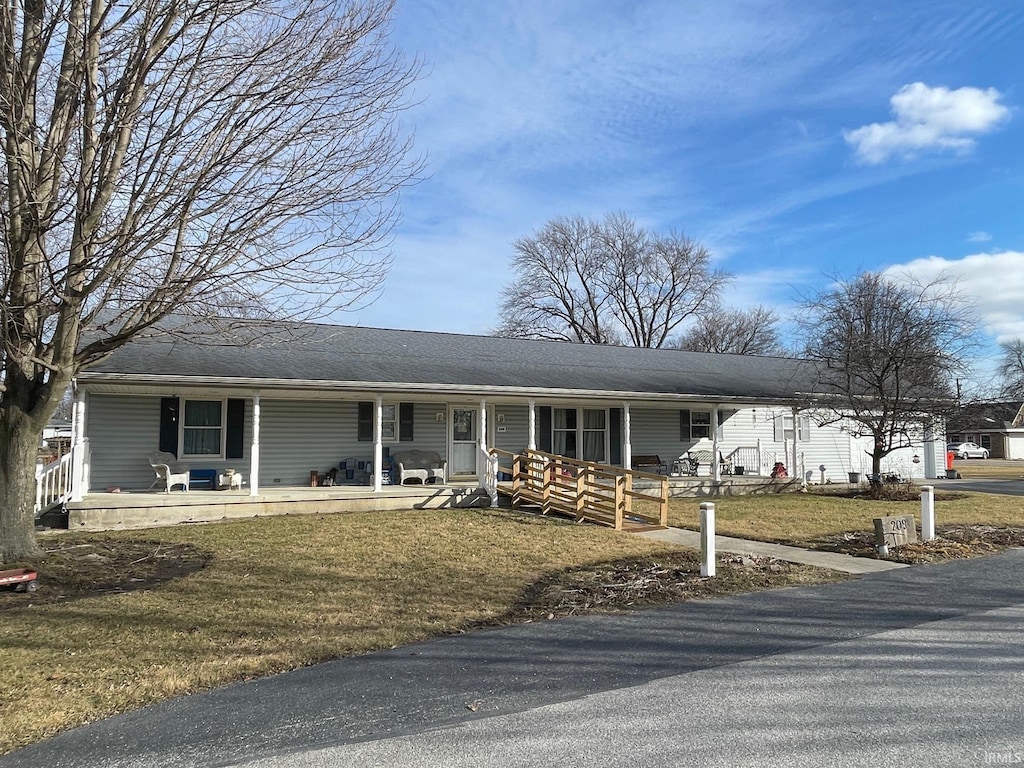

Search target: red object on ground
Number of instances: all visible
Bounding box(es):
[946,451,956,470]
[0,567,39,592]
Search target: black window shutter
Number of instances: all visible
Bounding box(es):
[609,408,622,466]
[159,397,179,455]
[539,406,552,452]
[226,399,245,459]
[357,402,373,441]
[399,402,414,441]
[679,409,690,442]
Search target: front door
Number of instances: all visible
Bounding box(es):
[451,408,478,476]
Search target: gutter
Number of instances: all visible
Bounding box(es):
[75,372,808,407]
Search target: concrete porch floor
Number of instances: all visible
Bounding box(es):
[64,482,491,531]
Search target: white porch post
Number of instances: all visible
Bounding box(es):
[923,419,937,479]
[712,404,721,482]
[792,407,801,485]
[249,391,261,496]
[478,399,488,484]
[373,396,383,492]
[623,403,632,470]
[69,387,87,502]
[528,399,536,451]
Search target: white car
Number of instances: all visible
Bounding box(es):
[947,442,990,459]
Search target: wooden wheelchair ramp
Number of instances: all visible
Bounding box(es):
[490,448,669,532]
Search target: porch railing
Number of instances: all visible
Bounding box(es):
[723,446,767,475]
[489,448,668,531]
[723,443,803,478]
[35,452,74,515]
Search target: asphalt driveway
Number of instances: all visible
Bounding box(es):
[946,477,1024,496]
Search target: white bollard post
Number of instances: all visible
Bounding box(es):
[700,502,716,577]
[921,485,935,541]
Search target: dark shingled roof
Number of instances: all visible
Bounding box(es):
[79,319,821,402]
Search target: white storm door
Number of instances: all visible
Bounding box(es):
[451,408,478,475]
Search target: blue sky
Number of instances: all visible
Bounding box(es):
[346,0,1024,373]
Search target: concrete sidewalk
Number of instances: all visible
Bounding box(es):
[639,526,907,574]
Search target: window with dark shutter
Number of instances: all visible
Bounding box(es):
[226,399,245,459]
[159,397,179,455]
[357,402,373,441]
[539,406,552,452]
[609,408,622,466]
[399,403,414,441]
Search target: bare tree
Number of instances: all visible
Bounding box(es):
[494,216,615,344]
[997,339,1024,399]
[797,272,975,486]
[494,213,728,347]
[676,306,785,356]
[0,0,419,561]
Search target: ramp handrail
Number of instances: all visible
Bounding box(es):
[489,448,668,531]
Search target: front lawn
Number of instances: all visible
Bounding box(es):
[0,508,833,754]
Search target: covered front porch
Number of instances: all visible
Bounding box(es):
[56,467,797,531]
[59,386,803,501]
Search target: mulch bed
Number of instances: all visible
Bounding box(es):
[0,538,210,609]
[802,524,1024,564]
[502,552,844,622]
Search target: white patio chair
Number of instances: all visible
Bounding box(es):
[148,451,190,492]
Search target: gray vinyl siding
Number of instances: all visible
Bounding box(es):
[493,405,529,453]
[259,400,448,487]
[627,408,690,464]
[410,403,447,454]
[86,394,253,491]
[86,394,164,491]
[258,400,356,486]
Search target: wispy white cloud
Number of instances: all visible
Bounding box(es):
[883,251,1024,343]
[844,83,1010,164]
[348,1,1024,348]
[967,231,992,243]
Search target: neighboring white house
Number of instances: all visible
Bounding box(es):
[66,319,944,501]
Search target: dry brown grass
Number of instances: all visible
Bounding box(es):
[0,507,835,754]
[952,461,1024,479]
[665,488,1024,542]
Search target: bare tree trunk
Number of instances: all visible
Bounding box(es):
[0,414,43,562]
[0,0,418,559]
